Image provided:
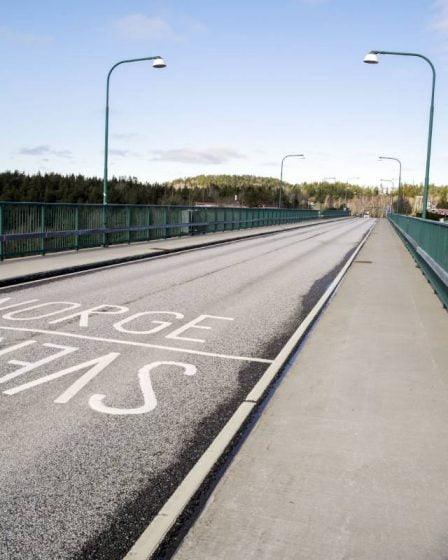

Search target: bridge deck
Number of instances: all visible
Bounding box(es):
[173,219,448,560]
[0,219,326,286]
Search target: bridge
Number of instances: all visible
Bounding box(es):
[0,211,446,560]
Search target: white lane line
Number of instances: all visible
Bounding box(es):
[0,326,273,364]
[0,219,348,290]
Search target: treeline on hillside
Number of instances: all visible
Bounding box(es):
[1,171,447,210]
[0,171,281,206]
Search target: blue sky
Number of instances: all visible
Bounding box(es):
[1,0,448,188]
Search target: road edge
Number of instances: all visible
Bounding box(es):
[0,219,348,288]
[123,219,377,560]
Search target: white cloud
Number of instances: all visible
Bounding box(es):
[19,145,72,159]
[431,0,448,31]
[114,14,177,41]
[0,26,51,45]
[109,148,139,157]
[150,147,246,165]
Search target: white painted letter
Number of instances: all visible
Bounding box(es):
[113,311,184,335]
[4,352,120,403]
[3,302,80,320]
[0,299,39,311]
[49,304,129,327]
[0,343,78,384]
[166,314,234,343]
[0,338,36,357]
[89,361,197,415]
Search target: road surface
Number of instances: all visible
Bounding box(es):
[0,217,373,559]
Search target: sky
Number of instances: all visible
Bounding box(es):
[1,0,448,188]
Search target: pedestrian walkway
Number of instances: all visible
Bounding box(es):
[0,219,328,286]
[173,219,448,560]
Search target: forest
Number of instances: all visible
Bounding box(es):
[0,171,447,216]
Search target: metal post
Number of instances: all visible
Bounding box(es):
[103,56,165,207]
[279,154,304,208]
[379,157,402,213]
[75,206,80,251]
[40,204,46,256]
[367,51,435,219]
[0,204,3,261]
[127,206,131,244]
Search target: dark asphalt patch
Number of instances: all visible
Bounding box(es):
[73,361,266,560]
[71,246,359,560]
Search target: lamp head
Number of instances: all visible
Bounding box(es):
[152,57,166,69]
[363,51,379,64]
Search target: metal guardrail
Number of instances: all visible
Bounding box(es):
[0,202,350,261]
[388,213,448,307]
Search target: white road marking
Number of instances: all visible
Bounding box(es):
[166,314,234,344]
[49,304,129,327]
[0,326,273,364]
[4,352,121,401]
[0,299,40,310]
[0,221,337,291]
[114,311,184,335]
[89,361,197,415]
[0,343,78,384]
[2,301,81,320]
[0,339,36,356]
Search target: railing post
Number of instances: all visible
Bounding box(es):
[0,203,3,261]
[40,204,46,256]
[127,206,131,244]
[147,207,151,241]
[102,205,107,247]
[75,206,80,251]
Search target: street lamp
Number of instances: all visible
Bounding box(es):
[103,56,166,205]
[379,156,402,213]
[279,154,305,208]
[380,179,395,215]
[380,178,394,191]
[363,50,435,219]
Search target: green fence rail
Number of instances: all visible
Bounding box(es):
[388,213,448,307]
[0,202,350,261]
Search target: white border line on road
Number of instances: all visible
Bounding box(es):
[123,219,377,560]
[0,218,354,290]
[0,326,273,364]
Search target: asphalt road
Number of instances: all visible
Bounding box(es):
[0,217,374,560]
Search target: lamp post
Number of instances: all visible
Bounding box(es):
[364,50,435,219]
[103,56,166,206]
[379,156,402,213]
[380,178,394,192]
[380,178,394,215]
[279,154,305,208]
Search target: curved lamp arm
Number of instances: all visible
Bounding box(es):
[365,50,435,218]
[104,56,165,205]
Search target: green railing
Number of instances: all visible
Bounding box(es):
[0,202,350,261]
[321,209,352,219]
[388,213,448,307]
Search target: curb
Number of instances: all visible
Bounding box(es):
[123,219,377,560]
[0,219,347,288]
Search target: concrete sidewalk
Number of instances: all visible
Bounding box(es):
[0,219,329,286]
[173,219,448,560]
